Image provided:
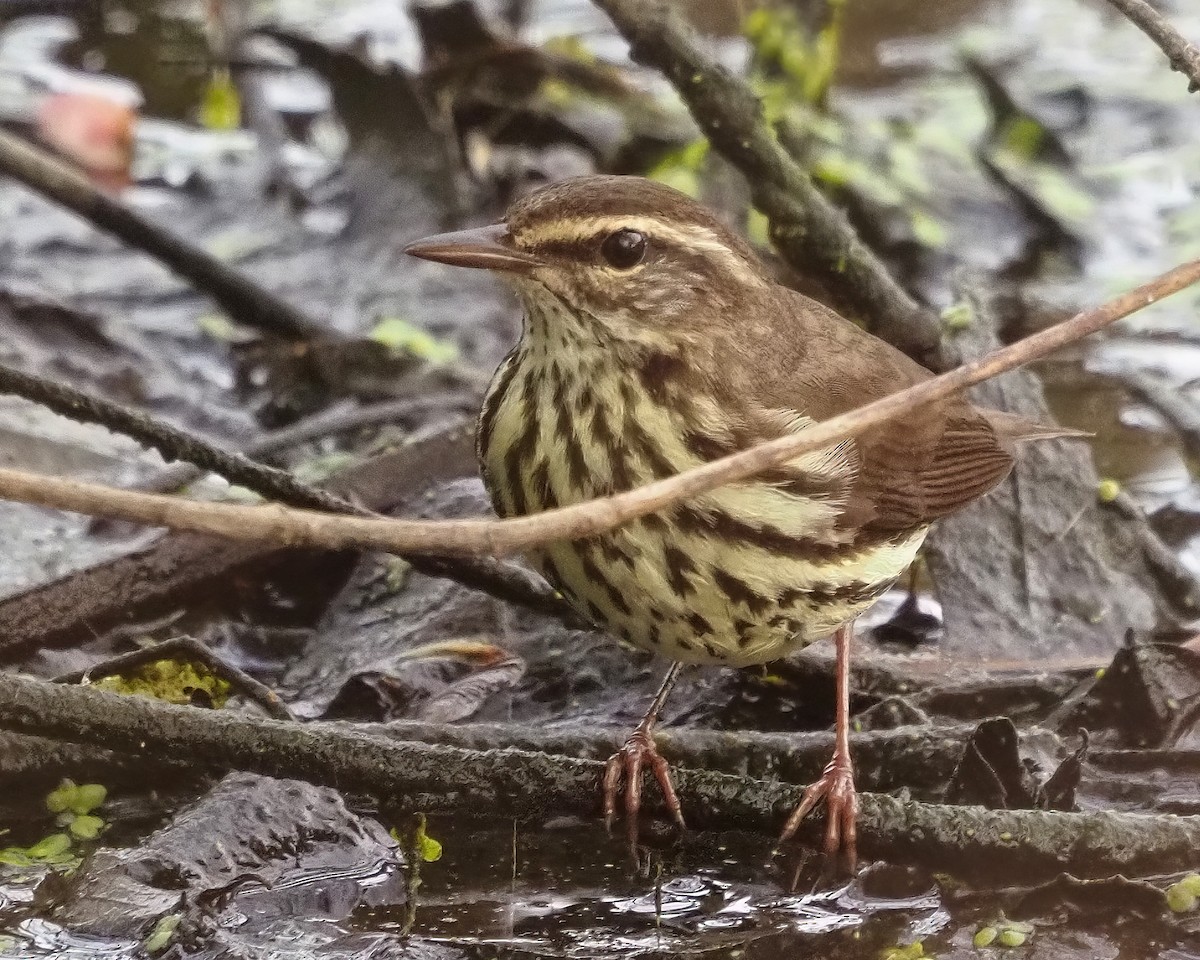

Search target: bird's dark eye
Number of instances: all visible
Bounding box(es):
[600,228,647,269]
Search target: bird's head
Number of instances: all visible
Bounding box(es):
[405,175,769,348]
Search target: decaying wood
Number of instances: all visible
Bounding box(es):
[2,671,1198,881]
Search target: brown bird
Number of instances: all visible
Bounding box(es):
[405,175,1074,866]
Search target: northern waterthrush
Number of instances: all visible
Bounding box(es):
[406,175,1074,865]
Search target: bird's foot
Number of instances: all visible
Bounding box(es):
[602,727,686,843]
[778,754,858,870]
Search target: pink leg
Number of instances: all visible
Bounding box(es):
[602,662,686,843]
[779,622,859,869]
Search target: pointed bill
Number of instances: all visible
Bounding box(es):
[404,223,542,274]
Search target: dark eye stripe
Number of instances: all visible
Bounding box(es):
[525,235,679,263]
[525,238,601,260]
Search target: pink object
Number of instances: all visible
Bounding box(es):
[36,91,136,188]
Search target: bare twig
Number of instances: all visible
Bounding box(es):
[245,393,476,454]
[0,259,1196,557]
[0,129,327,340]
[590,0,946,368]
[0,362,572,622]
[0,361,355,515]
[2,671,1199,879]
[0,428,465,656]
[52,635,294,721]
[89,392,471,504]
[1102,0,1200,93]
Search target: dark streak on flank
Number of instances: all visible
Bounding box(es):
[623,410,679,479]
[809,579,895,607]
[476,347,522,485]
[779,578,894,609]
[500,365,546,516]
[591,406,633,492]
[673,504,894,564]
[530,459,553,508]
[565,439,590,496]
[541,554,569,597]
[683,429,732,463]
[581,551,632,616]
[503,421,538,516]
[778,588,803,608]
[662,545,699,597]
[577,381,597,414]
[687,612,713,637]
[712,568,771,616]
[553,374,576,469]
[595,535,637,571]
[640,511,668,533]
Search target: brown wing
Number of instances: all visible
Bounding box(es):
[848,412,1016,532]
[741,290,1026,535]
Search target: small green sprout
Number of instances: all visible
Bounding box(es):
[940,302,974,331]
[880,941,926,960]
[976,917,1033,949]
[144,913,182,954]
[68,816,105,841]
[1167,874,1200,912]
[392,814,443,864]
[1097,479,1122,503]
[200,68,241,131]
[974,926,998,948]
[369,317,459,365]
[26,834,71,860]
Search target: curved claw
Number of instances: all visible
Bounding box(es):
[778,756,858,870]
[601,729,686,843]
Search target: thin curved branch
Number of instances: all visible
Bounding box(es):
[2,671,1198,880]
[0,259,1196,556]
[91,392,471,504]
[1103,0,1200,93]
[591,0,946,367]
[0,129,326,341]
[0,362,574,622]
[0,361,355,515]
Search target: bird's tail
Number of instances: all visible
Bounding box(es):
[982,409,1093,443]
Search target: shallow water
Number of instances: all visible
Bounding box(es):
[0,0,1198,956]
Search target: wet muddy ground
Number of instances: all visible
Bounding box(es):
[1,0,1199,956]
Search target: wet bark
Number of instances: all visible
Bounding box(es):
[3,672,1198,881]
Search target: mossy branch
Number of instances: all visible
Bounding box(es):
[589,0,946,368]
[1,672,1198,880]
